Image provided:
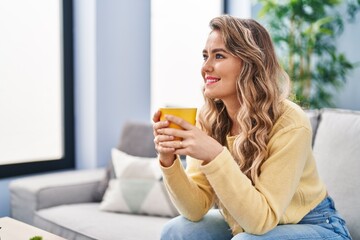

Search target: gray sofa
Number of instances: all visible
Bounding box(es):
[9,108,360,240]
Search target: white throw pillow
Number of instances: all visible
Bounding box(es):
[99,149,179,217]
[111,148,162,179]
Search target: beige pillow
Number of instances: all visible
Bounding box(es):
[99,149,179,217]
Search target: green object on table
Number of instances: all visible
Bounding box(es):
[29,236,43,240]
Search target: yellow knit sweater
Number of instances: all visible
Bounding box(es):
[160,100,327,235]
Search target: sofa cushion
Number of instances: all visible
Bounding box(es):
[34,203,170,240]
[304,109,320,145]
[10,169,105,225]
[116,122,157,158]
[313,108,360,240]
[93,122,157,202]
[99,149,179,217]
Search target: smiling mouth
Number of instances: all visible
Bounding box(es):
[206,78,220,85]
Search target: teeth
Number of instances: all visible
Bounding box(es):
[206,79,219,83]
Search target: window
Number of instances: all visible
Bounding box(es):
[0,0,74,178]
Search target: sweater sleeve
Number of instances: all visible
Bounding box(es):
[200,125,312,234]
[160,156,215,221]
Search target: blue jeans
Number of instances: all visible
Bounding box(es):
[160,196,352,240]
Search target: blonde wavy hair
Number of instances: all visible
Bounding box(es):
[198,15,290,183]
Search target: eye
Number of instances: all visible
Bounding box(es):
[215,54,224,59]
[202,54,208,61]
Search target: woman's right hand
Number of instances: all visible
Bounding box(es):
[152,110,177,167]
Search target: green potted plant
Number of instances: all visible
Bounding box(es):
[347,0,360,21]
[257,0,358,108]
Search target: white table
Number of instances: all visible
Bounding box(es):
[0,217,66,240]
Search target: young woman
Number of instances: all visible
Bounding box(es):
[152,15,352,240]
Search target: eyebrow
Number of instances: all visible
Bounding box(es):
[202,48,229,54]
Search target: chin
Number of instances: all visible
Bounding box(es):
[204,92,218,100]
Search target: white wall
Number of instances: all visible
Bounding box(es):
[75,0,151,169]
[333,17,360,110]
[150,0,222,114]
[74,0,97,169]
[226,0,251,18]
[96,0,151,167]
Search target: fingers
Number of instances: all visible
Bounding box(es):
[153,134,175,155]
[153,112,192,154]
[153,110,183,160]
[152,118,170,137]
[154,134,174,144]
[157,140,184,150]
[163,114,194,130]
[154,133,183,149]
[152,110,161,123]
[153,113,194,136]
[154,140,177,159]
[154,115,193,140]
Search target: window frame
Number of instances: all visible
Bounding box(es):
[0,0,75,178]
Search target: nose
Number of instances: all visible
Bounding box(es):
[201,59,214,74]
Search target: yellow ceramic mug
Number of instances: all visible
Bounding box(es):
[159,107,197,130]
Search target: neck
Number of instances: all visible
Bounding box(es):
[230,122,240,136]
[222,100,241,136]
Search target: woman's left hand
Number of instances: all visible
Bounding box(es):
[156,114,223,164]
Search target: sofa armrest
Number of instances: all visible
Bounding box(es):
[9,168,105,225]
